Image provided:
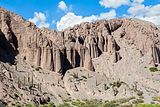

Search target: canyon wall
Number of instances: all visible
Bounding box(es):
[0,8,160,75]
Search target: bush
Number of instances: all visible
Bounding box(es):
[110,80,125,88]
[39,102,56,107]
[25,102,55,107]
[136,104,160,107]
[132,99,144,104]
[58,102,70,107]
[70,72,78,79]
[103,102,118,107]
[153,96,160,102]
[117,98,131,104]
[25,103,36,107]
[149,67,159,72]
[16,102,21,107]
[56,98,160,107]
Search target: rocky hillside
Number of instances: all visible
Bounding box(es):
[0,7,160,106]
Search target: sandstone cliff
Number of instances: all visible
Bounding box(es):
[1,7,159,75]
[0,7,160,106]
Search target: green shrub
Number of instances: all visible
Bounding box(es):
[25,102,56,107]
[136,104,160,107]
[149,67,159,72]
[153,96,160,102]
[71,99,85,107]
[25,103,36,107]
[70,72,78,79]
[132,99,144,104]
[103,103,118,107]
[58,102,70,107]
[110,80,125,88]
[16,102,21,107]
[117,98,131,104]
[39,102,55,107]
[56,98,160,107]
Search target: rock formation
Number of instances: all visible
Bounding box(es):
[84,47,95,71]
[0,7,160,74]
[0,7,160,106]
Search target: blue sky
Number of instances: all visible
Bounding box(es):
[0,0,160,30]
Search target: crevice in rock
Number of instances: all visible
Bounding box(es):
[0,29,18,64]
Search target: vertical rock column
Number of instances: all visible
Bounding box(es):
[90,38,99,58]
[75,40,82,67]
[84,36,91,55]
[98,32,104,52]
[55,48,62,73]
[41,48,47,69]
[39,47,54,71]
[102,27,110,52]
[66,47,72,67]
[107,35,120,63]
[111,49,119,63]
[104,35,108,52]
[84,47,95,71]
[46,48,54,71]
[26,48,34,65]
[71,47,76,68]
[108,35,115,54]
[80,46,85,67]
[35,47,41,66]
[151,45,160,65]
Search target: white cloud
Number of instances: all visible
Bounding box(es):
[98,0,145,9]
[98,0,160,26]
[127,4,160,25]
[56,10,116,31]
[132,0,144,4]
[29,12,50,28]
[99,0,130,8]
[58,1,68,11]
[128,4,160,17]
[128,4,146,16]
[139,16,160,25]
[57,1,72,13]
[56,12,82,31]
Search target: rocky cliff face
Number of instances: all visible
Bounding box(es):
[0,8,125,74]
[0,7,160,106]
[0,8,150,75]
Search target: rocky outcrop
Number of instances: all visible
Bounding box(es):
[84,47,95,71]
[55,48,62,73]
